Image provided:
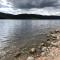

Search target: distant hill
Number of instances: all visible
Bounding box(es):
[0,12,60,19]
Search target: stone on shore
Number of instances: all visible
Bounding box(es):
[29,48,36,54]
[27,56,35,60]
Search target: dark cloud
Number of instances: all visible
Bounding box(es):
[8,0,59,8]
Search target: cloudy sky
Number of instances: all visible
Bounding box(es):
[7,0,60,8]
[0,0,60,15]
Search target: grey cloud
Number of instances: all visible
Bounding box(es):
[8,0,59,8]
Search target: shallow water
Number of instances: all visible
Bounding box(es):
[0,20,60,52]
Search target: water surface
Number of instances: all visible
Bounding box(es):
[0,20,60,56]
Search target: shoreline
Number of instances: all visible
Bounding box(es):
[1,29,60,60]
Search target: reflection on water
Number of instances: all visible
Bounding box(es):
[0,20,60,50]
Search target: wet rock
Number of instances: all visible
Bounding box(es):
[50,31,54,34]
[51,34,56,38]
[38,45,41,49]
[47,39,50,41]
[40,43,44,46]
[27,56,35,60]
[47,34,50,37]
[54,30,60,33]
[29,48,36,54]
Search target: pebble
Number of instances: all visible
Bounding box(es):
[41,43,44,46]
[51,34,56,38]
[47,34,50,37]
[41,47,47,52]
[47,41,51,44]
[55,30,60,33]
[51,42,57,46]
[27,56,35,60]
[29,48,36,54]
[57,35,60,40]
[41,52,46,56]
[52,38,56,40]
[48,47,51,49]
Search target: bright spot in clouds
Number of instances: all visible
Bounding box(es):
[0,0,13,7]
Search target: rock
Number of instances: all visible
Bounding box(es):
[51,42,57,46]
[38,45,41,49]
[55,30,60,33]
[29,48,36,54]
[50,31,54,34]
[57,35,60,40]
[47,34,50,37]
[41,52,46,56]
[49,52,54,57]
[52,38,56,40]
[27,56,35,60]
[51,34,56,38]
[47,39,50,41]
[48,47,51,49]
[40,43,44,46]
[0,51,6,57]
[41,47,47,52]
[35,57,48,60]
[50,33,60,40]
[14,51,21,58]
[47,41,51,44]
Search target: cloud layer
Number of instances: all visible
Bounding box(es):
[8,0,60,8]
[0,0,60,16]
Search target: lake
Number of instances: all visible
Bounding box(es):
[0,20,60,60]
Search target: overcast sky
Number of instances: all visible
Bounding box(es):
[7,0,60,8]
[0,0,60,8]
[0,0,60,15]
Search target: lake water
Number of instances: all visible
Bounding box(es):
[0,20,60,59]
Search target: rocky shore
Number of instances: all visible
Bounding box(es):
[1,30,60,60]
